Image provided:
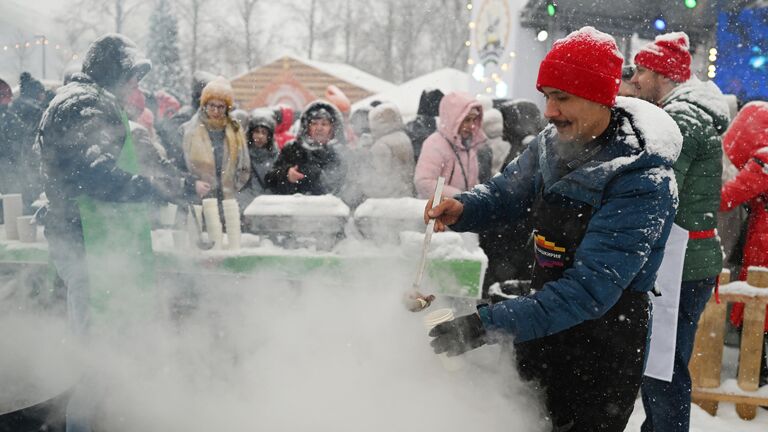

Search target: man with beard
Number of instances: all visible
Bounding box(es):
[631,32,729,432]
[423,27,682,431]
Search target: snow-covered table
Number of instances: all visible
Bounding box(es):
[0,226,486,299]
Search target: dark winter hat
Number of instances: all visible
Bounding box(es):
[307,106,334,122]
[82,33,152,90]
[191,70,217,109]
[0,78,12,105]
[19,72,45,99]
[536,26,623,107]
[621,65,635,81]
[417,89,444,117]
[248,108,276,133]
[499,99,544,140]
[634,32,691,83]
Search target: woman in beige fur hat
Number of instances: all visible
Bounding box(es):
[181,76,250,201]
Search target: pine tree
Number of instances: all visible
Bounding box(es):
[144,0,185,100]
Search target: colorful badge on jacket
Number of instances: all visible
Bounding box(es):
[533,231,566,268]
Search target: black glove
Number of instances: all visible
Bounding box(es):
[429,312,487,357]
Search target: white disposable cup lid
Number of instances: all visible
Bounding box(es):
[423,308,454,331]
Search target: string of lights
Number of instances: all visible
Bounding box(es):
[1,37,80,61]
[466,0,519,98]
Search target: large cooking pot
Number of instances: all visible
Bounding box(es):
[0,314,79,432]
[0,389,69,432]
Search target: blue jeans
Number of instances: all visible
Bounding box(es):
[641,277,716,432]
[48,234,93,432]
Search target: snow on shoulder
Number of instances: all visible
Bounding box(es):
[243,194,350,217]
[616,96,683,163]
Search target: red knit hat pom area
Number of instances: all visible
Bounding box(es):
[536,26,624,107]
[634,32,692,83]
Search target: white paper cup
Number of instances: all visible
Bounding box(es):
[223,207,241,250]
[159,203,178,226]
[2,194,23,240]
[16,215,37,243]
[226,230,241,250]
[423,308,464,371]
[206,223,223,249]
[202,198,219,208]
[225,220,241,249]
[203,204,223,249]
[223,212,240,229]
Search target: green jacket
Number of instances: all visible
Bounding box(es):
[661,79,730,281]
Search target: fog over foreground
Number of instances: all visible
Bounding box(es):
[1,257,547,431]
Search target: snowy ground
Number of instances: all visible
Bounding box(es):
[626,344,768,431]
[626,398,768,431]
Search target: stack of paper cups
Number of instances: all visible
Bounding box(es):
[201,198,223,249]
[159,203,178,226]
[221,198,241,250]
[2,194,23,240]
[423,308,464,371]
[16,215,37,243]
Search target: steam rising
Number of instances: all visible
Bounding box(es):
[2,251,547,431]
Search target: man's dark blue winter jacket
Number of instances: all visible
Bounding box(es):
[451,97,682,343]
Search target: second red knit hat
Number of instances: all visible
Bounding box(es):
[634,32,692,83]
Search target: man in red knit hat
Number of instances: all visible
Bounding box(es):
[631,32,730,432]
[424,26,682,431]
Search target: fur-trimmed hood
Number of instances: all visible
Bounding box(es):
[369,102,404,140]
[297,100,346,148]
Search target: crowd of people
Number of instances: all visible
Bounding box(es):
[0,28,767,432]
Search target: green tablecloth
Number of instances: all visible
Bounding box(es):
[0,237,485,299]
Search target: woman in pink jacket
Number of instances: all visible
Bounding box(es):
[414,92,487,198]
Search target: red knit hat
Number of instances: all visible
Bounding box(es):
[536,26,623,107]
[634,32,691,83]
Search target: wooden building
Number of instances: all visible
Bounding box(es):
[230,55,396,111]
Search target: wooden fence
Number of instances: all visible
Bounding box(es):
[690,268,768,420]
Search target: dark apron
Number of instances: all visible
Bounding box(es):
[514,189,650,432]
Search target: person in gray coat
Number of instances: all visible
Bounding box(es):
[482,108,512,175]
[365,103,414,198]
[238,108,278,209]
